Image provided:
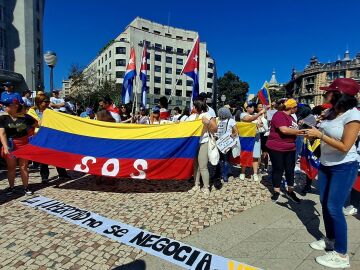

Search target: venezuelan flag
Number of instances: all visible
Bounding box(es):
[228,122,257,167]
[300,138,320,180]
[258,81,271,106]
[14,110,203,180]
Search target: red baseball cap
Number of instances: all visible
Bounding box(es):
[320,78,360,96]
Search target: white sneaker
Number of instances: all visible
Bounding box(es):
[253,174,259,182]
[310,239,334,251]
[315,251,350,269]
[343,205,358,216]
[239,174,245,181]
[201,188,210,197]
[188,185,200,194]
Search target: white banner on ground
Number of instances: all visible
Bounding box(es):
[21,196,261,270]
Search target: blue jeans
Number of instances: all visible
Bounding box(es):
[318,161,358,254]
[295,135,304,159]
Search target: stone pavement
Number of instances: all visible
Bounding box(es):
[141,182,360,270]
[1,167,359,270]
[0,167,270,270]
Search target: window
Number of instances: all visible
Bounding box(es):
[176,90,182,97]
[177,80,183,85]
[154,87,161,95]
[176,100,182,106]
[155,54,161,61]
[176,36,183,40]
[154,76,161,83]
[176,58,183,65]
[98,70,100,76]
[147,64,151,70]
[102,57,103,63]
[146,52,150,59]
[154,30,161,35]
[155,43,162,50]
[154,98,159,104]
[165,78,172,84]
[176,68,181,75]
[166,56,172,64]
[116,47,126,54]
[165,67,172,74]
[208,62,214,69]
[116,59,126,66]
[186,91,192,97]
[154,65,161,72]
[109,62,111,70]
[207,82,213,88]
[37,19,40,32]
[187,38,194,42]
[105,65,107,71]
[105,54,107,61]
[177,48,184,54]
[186,80,193,87]
[207,72,213,79]
[142,27,149,31]
[36,0,40,12]
[146,75,150,81]
[166,46,173,52]
[98,59,100,65]
[165,89,172,95]
[101,67,104,74]
[116,71,125,78]
[165,33,171,38]
[109,50,111,57]
[145,41,151,47]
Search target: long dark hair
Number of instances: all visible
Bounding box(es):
[324,91,357,120]
[193,100,208,114]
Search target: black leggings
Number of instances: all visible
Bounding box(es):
[268,149,296,189]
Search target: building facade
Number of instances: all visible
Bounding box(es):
[77,17,215,108]
[287,50,360,106]
[0,0,44,90]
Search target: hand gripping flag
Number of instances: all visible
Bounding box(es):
[258,81,271,106]
[182,37,200,102]
[139,41,148,107]
[300,138,320,180]
[121,47,136,104]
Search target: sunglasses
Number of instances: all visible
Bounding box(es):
[43,100,50,103]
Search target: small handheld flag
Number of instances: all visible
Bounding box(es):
[258,81,271,106]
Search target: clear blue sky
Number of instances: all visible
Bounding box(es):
[43,0,360,94]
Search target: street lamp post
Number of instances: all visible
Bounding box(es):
[221,94,226,106]
[44,51,57,92]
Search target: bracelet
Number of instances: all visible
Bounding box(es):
[320,131,324,140]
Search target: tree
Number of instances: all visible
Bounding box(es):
[217,71,249,108]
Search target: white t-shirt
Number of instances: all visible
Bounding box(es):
[109,111,120,123]
[207,106,216,118]
[217,118,236,138]
[172,114,180,122]
[178,115,189,122]
[50,97,65,112]
[186,114,198,121]
[199,112,212,144]
[319,108,360,166]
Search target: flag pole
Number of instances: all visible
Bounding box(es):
[170,36,199,103]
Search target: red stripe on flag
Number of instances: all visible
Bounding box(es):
[14,145,193,180]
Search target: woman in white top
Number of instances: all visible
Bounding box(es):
[240,102,266,181]
[188,99,217,196]
[256,103,270,173]
[217,107,239,183]
[305,78,360,269]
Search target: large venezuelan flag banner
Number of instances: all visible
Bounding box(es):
[14,110,203,180]
[229,122,257,167]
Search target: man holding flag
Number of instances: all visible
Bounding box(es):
[121,47,136,104]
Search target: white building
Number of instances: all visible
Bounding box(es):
[79,17,215,108]
[0,0,45,90]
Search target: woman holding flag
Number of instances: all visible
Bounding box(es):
[304,78,360,269]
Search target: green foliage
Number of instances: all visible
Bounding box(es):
[217,71,249,107]
[269,87,286,102]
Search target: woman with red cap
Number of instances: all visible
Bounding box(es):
[305,78,360,269]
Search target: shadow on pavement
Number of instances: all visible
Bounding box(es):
[277,198,323,240]
[112,259,146,270]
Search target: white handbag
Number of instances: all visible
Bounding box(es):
[232,137,241,158]
[208,133,220,165]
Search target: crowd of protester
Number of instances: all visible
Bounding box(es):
[0,78,360,268]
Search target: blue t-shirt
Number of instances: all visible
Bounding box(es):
[1,91,24,104]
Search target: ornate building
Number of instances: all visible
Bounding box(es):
[286,50,360,106]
